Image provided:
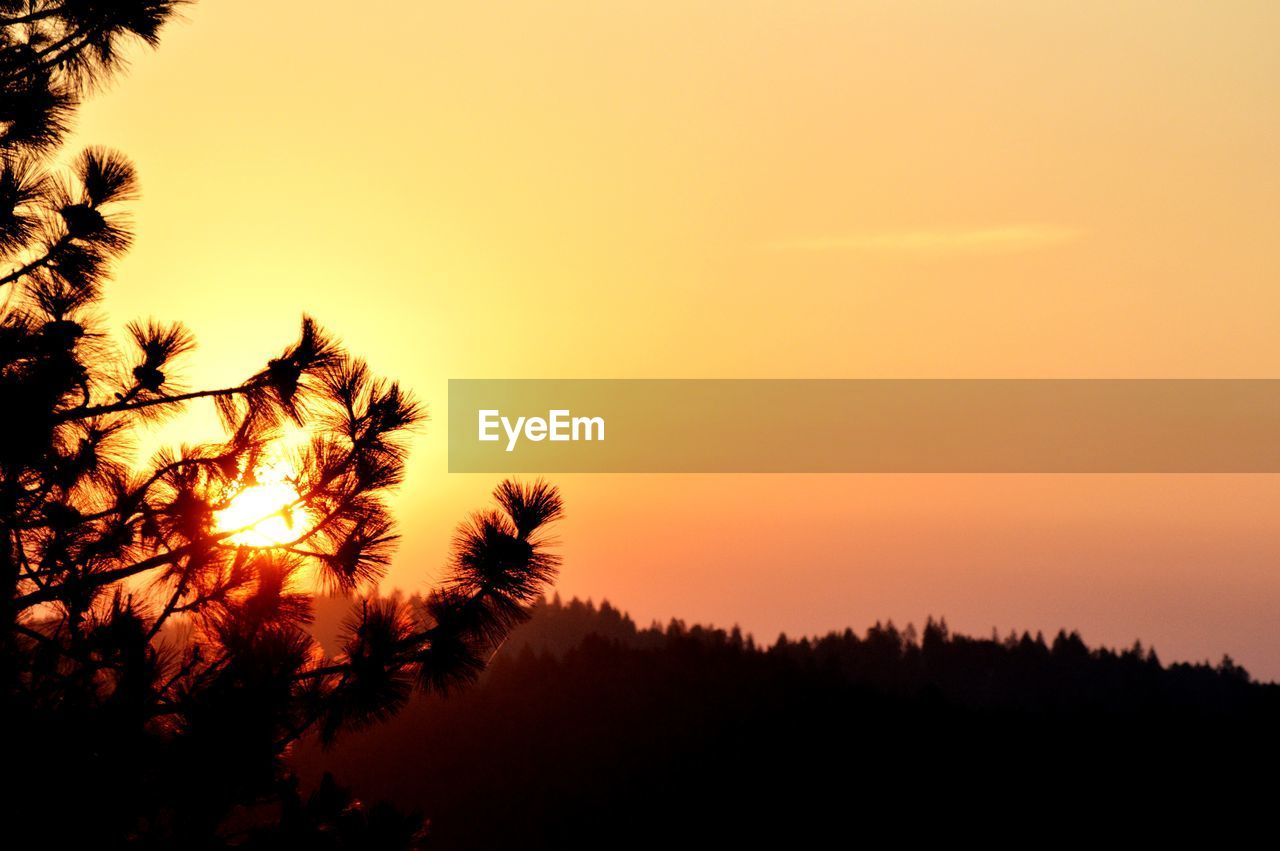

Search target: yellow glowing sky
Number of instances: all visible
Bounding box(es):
[69,2,1280,675]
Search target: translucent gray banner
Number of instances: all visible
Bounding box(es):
[448,379,1280,473]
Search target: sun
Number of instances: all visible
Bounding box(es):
[214,458,312,547]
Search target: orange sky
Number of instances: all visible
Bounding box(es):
[69,2,1280,676]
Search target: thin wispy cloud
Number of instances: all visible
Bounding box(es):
[766,224,1082,254]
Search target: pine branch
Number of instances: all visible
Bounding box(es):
[0,233,70,288]
[13,454,367,609]
[0,5,67,27]
[19,521,251,609]
[55,380,263,422]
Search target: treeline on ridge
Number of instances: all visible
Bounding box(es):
[295,595,1277,847]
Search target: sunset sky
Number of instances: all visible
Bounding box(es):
[69,2,1280,675]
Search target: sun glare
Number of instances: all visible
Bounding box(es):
[214,457,311,547]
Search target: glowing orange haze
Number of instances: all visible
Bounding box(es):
[66,2,1280,676]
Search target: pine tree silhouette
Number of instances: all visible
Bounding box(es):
[1,5,561,846]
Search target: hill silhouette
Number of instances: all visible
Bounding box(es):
[294,596,1277,845]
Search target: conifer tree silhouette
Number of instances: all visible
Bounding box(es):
[1,5,561,846]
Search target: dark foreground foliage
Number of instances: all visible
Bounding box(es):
[1,6,563,847]
[297,596,1280,847]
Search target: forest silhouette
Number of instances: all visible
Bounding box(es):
[297,595,1279,847]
